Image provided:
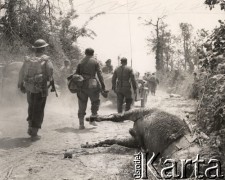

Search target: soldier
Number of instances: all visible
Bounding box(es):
[148,73,159,96]
[112,57,137,113]
[60,59,71,78]
[102,59,113,74]
[143,72,151,92]
[18,39,54,137]
[60,59,71,91]
[75,48,105,129]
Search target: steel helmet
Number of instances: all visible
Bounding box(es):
[106,59,111,63]
[67,74,84,93]
[32,39,49,48]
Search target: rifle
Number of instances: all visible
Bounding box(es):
[49,78,58,97]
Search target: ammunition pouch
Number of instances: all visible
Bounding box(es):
[88,78,98,89]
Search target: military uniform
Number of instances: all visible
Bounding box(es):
[18,54,53,132]
[18,39,53,137]
[102,65,113,74]
[75,56,105,127]
[112,65,137,113]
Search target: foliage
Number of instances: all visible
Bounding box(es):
[0,0,54,46]
[205,0,225,10]
[0,0,105,67]
[143,18,202,74]
[179,23,195,72]
[199,20,225,72]
[58,10,105,61]
[193,1,225,165]
[144,16,167,72]
[196,20,225,134]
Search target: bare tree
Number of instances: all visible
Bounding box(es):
[144,16,166,72]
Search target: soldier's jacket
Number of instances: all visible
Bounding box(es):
[112,65,137,92]
[144,75,159,86]
[102,65,113,74]
[75,56,105,89]
[18,54,53,95]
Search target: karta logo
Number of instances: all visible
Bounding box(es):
[133,152,224,179]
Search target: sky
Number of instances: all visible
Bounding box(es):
[60,0,224,74]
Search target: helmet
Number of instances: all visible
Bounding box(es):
[106,59,111,64]
[32,39,49,49]
[67,74,84,94]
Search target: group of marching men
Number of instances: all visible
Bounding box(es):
[17,39,159,138]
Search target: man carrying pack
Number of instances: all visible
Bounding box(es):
[148,73,159,96]
[75,48,105,129]
[112,57,137,113]
[18,39,54,137]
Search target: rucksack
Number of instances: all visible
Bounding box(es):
[23,55,48,93]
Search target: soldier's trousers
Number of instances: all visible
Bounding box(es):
[116,89,133,113]
[77,89,100,119]
[150,83,157,95]
[27,92,47,129]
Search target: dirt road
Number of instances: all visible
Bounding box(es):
[0,90,197,180]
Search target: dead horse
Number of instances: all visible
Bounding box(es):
[83,108,190,155]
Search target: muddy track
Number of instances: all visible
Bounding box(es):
[0,90,197,180]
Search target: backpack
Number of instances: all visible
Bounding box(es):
[67,74,84,93]
[23,55,48,93]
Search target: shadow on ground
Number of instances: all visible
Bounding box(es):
[55,127,97,134]
[0,137,39,150]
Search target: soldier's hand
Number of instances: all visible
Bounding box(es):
[20,85,26,94]
[50,87,56,92]
[101,84,106,91]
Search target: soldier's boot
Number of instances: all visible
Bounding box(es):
[89,115,98,126]
[79,118,85,130]
[125,98,133,111]
[28,127,39,137]
[27,127,32,136]
[27,120,32,136]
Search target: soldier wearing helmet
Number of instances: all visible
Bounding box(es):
[102,59,113,74]
[112,57,137,113]
[75,48,106,129]
[18,39,54,138]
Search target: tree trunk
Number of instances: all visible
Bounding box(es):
[6,0,18,43]
[156,20,161,71]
